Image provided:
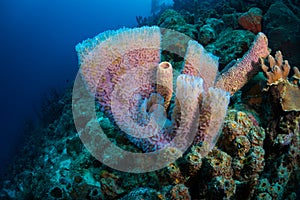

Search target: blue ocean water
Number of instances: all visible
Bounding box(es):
[0,0,154,175]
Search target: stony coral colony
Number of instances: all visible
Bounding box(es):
[1,0,300,199]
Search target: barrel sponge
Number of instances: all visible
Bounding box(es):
[181,40,230,155]
[182,40,219,91]
[75,26,231,153]
[75,26,161,112]
[175,74,204,108]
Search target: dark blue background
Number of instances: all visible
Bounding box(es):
[0,0,151,175]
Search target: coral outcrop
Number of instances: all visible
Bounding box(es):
[158,9,198,40]
[187,110,266,199]
[205,29,255,70]
[263,1,300,66]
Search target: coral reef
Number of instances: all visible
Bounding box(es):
[198,18,224,45]
[190,110,266,199]
[120,187,159,200]
[1,1,299,200]
[257,51,300,199]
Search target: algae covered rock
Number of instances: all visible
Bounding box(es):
[206,29,255,69]
[263,1,300,66]
[158,9,198,40]
[198,18,225,45]
[158,9,186,28]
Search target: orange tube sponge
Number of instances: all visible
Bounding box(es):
[156,61,173,110]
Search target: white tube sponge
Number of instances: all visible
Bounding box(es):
[197,88,230,156]
[182,40,219,91]
[173,74,204,150]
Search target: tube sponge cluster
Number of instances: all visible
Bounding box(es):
[75,26,255,155]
